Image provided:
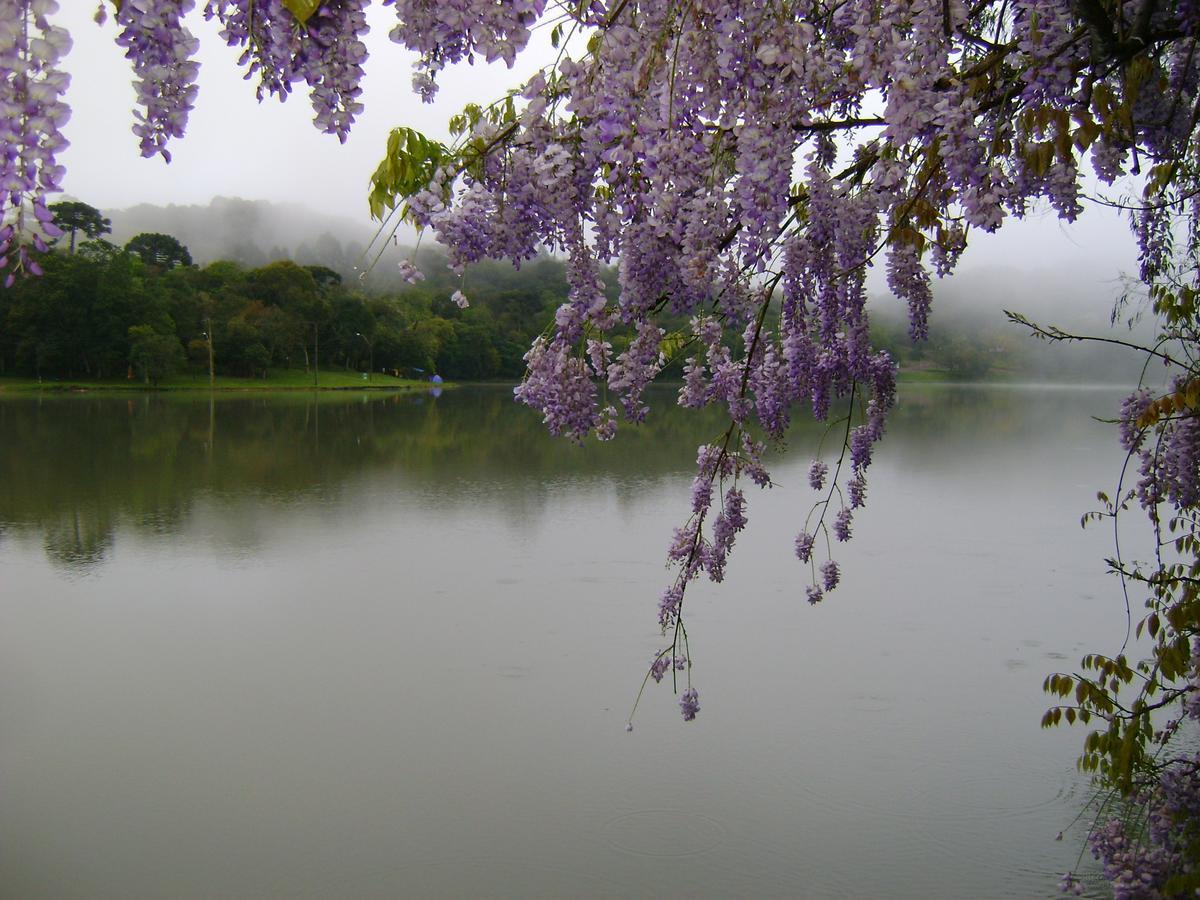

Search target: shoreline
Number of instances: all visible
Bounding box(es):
[0,375,447,394]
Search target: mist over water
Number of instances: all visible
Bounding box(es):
[0,385,1141,897]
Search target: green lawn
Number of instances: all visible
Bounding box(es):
[895,365,1023,383]
[896,367,955,383]
[0,370,439,392]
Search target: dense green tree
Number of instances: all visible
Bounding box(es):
[379,326,435,373]
[127,325,184,386]
[436,321,501,379]
[243,261,330,370]
[241,301,304,369]
[76,239,123,264]
[303,264,342,288]
[220,318,271,377]
[126,233,193,270]
[195,260,245,290]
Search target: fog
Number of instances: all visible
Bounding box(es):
[107,197,380,273]
[871,265,1159,384]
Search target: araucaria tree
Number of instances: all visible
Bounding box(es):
[48,200,110,253]
[3,0,1200,890]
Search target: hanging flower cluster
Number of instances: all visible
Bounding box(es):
[384,0,546,101]
[112,0,201,161]
[0,0,70,285]
[203,0,370,142]
[365,0,1200,726]
[1085,751,1200,898]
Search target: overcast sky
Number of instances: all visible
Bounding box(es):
[54,4,1142,299]
[56,5,536,222]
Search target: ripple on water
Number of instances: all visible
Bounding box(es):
[392,857,625,897]
[602,809,726,858]
[847,692,895,712]
[782,753,1082,825]
[769,751,1091,896]
[896,756,1089,822]
[880,762,1097,893]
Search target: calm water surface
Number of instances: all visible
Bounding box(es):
[0,385,1142,898]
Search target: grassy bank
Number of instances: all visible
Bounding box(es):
[0,370,440,393]
[895,364,1025,383]
[0,360,1027,393]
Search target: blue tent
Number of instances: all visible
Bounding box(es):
[430,374,443,384]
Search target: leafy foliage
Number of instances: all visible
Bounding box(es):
[280,0,321,23]
[128,324,185,386]
[368,127,449,221]
[125,232,193,270]
[0,225,576,383]
[1027,221,1200,893]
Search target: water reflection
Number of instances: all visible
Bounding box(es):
[0,383,1135,898]
[0,384,1125,574]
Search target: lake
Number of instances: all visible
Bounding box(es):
[0,384,1140,898]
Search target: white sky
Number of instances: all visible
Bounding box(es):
[56,4,536,224]
[54,3,1141,295]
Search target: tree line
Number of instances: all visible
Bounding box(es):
[0,203,581,385]
[3,202,1126,388]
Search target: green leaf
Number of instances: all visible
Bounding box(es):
[659,330,690,360]
[1164,871,1200,894]
[368,127,450,221]
[282,0,322,24]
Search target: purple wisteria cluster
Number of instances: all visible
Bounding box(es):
[0,0,70,285]
[110,0,201,161]
[1121,379,1200,512]
[1062,750,1200,898]
[384,0,546,101]
[203,0,370,142]
[76,0,1200,726]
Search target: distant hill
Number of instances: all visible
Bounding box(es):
[102,196,404,279]
[869,265,1157,384]
[97,196,554,296]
